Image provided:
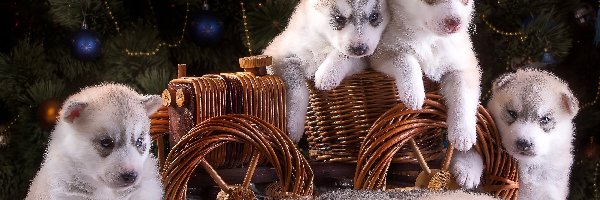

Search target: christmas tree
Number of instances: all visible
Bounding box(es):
[0,0,598,199]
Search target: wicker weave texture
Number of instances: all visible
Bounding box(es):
[165,72,286,168]
[161,114,313,200]
[305,70,440,163]
[306,71,399,162]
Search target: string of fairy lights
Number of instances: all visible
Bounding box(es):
[481,14,527,41]
[0,105,31,147]
[594,161,600,199]
[240,1,253,55]
[102,0,190,56]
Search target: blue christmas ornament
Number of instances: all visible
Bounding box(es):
[190,3,224,46]
[541,49,556,64]
[71,23,101,61]
[521,14,535,28]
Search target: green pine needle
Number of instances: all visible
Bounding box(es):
[136,67,175,95]
[247,0,298,52]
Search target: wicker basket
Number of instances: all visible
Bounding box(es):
[305,70,439,163]
[353,93,519,199]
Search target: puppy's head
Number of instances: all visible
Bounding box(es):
[487,69,578,162]
[403,0,474,36]
[58,83,162,189]
[311,0,389,57]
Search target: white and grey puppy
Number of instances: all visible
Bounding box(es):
[451,69,579,200]
[369,0,480,151]
[26,83,164,200]
[263,0,389,142]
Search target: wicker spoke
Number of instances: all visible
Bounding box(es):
[409,138,431,175]
[242,152,261,188]
[200,159,231,192]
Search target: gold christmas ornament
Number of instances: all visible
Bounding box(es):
[175,89,185,107]
[39,98,61,130]
[161,89,171,107]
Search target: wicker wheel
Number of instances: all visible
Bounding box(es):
[161,114,313,199]
[353,92,519,200]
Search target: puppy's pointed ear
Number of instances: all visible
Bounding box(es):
[492,72,516,93]
[561,92,579,117]
[142,95,162,117]
[62,101,88,124]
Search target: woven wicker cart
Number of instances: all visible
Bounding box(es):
[151,56,519,199]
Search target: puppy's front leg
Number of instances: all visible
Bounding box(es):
[373,52,425,110]
[314,51,365,91]
[450,148,484,189]
[440,68,480,151]
[273,56,310,143]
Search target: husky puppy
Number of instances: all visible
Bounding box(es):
[263,0,389,142]
[26,83,164,200]
[451,69,579,200]
[369,0,480,151]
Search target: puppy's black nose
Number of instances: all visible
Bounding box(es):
[349,44,368,56]
[516,139,533,151]
[120,171,138,184]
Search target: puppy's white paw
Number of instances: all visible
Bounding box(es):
[448,121,477,151]
[403,90,425,110]
[314,72,343,91]
[397,81,425,110]
[448,120,477,151]
[451,150,484,189]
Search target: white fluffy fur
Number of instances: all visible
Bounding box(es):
[369,0,481,151]
[26,83,164,200]
[316,189,498,200]
[263,0,389,142]
[451,69,579,200]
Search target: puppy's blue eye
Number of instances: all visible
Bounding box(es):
[507,110,517,119]
[332,15,347,30]
[540,116,551,125]
[135,138,143,147]
[100,138,114,148]
[335,15,346,24]
[369,12,381,26]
